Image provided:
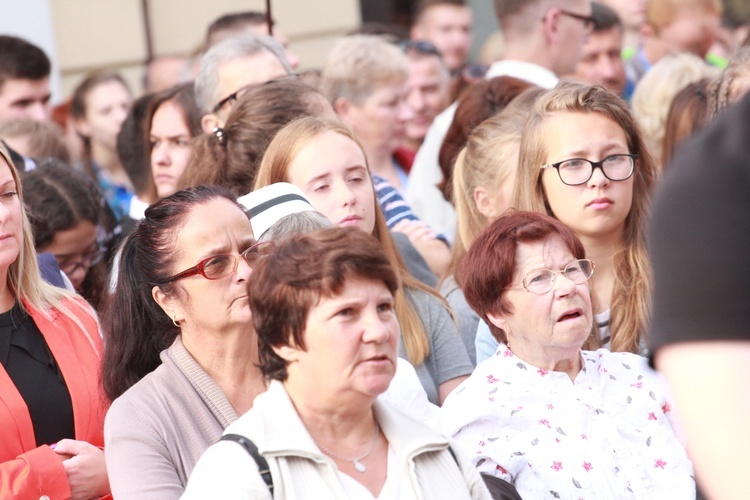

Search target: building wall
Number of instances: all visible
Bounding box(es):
[49,0,361,99]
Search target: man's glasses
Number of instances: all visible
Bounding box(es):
[161,241,274,284]
[211,84,256,114]
[559,9,596,34]
[398,40,442,59]
[541,154,636,186]
[506,259,595,295]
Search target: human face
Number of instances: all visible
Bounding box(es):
[150,100,193,199]
[0,158,22,277]
[600,0,646,31]
[488,238,592,361]
[211,52,289,123]
[541,112,634,242]
[652,8,720,59]
[155,198,256,333]
[283,277,399,401]
[286,131,376,234]
[572,27,627,95]
[39,220,99,290]
[552,0,593,76]
[413,5,473,72]
[0,77,51,122]
[343,81,413,157]
[77,80,132,151]
[405,55,450,144]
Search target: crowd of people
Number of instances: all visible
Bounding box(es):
[1,0,749,498]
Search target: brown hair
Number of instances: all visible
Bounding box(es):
[662,78,711,168]
[514,81,655,353]
[255,116,444,366]
[249,227,399,380]
[438,75,533,200]
[144,82,202,199]
[71,72,131,181]
[181,77,328,195]
[459,210,587,343]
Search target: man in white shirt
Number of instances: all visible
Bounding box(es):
[406,0,593,239]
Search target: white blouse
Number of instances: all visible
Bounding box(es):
[439,345,695,499]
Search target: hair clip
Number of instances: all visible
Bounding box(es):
[214,127,226,146]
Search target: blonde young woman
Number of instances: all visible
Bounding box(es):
[254,116,472,405]
[0,143,109,499]
[440,93,539,365]
[513,81,656,354]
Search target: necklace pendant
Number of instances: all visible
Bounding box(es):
[353,459,367,473]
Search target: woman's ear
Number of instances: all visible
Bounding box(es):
[486,311,509,334]
[272,344,300,363]
[152,285,181,322]
[333,97,352,122]
[473,186,498,219]
[73,116,91,139]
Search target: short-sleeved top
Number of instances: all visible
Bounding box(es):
[649,91,750,359]
[401,289,473,405]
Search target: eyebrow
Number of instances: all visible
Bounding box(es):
[564,143,628,158]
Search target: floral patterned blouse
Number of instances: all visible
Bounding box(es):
[439,345,695,499]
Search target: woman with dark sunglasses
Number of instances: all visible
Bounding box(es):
[101,185,273,499]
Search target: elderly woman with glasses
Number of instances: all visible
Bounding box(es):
[101,186,274,499]
[510,81,657,356]
[440,210,695,499]
[183,227,490,499]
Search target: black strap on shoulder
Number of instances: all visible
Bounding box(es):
[220,434,274,492]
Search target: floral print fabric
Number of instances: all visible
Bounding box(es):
[439,345,695,499]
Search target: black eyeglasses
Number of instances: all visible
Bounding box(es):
[559,9,596,33]
[506,259,595,295]
[541,154,637,186]
[211,84,256,113]
[161,241,274,284]
[211,74,299,114]
[55,244,106,276]
[398,40,442,59]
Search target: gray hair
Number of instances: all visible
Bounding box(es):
[194,34,293,113]
[258,211,333,243]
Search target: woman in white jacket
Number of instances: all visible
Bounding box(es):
[183,227,491,499]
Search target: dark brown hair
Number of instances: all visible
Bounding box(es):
[249,227,400,381]
[458,210,587,343]
[181,77,328,195]
[438,75,532,200]
[662,78,711,168]
[0,35,50,88]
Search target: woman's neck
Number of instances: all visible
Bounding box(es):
[0,271,15,313]
[363,146,403,191]
[181,328,265,415]
[578,230,624,313]
[284,377,377,443]
[91,142,129,186]
[510,342,582,382]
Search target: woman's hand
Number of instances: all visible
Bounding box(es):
[52,439,111,499]
[392,219,437,242]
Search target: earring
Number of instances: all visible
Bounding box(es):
[172,316,181,328]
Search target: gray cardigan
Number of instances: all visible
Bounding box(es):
[104,337,238,500]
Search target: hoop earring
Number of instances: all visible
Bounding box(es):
[172,317,181,328]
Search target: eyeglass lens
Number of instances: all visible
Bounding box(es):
[523,260,594,294]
